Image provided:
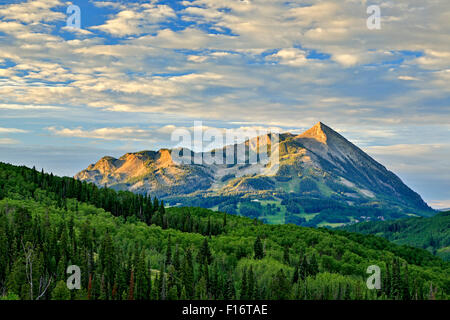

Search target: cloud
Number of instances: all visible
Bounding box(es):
[0,0,64,24]
[46,126,158,142]
[90,3,176,36]
[0,104,65,110]
[45,123,289,152]
[0,127,28,133]
[428,200,450,210]
[0,0,449,202]
[398,76,420,81]
[0,138,19,145]
[268,48,308,66]
[332,54,360,67]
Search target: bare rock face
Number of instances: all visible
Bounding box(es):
[75,122,432,213]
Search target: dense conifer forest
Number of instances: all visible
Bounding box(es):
[0,162,449,300]
[341,212,450,261]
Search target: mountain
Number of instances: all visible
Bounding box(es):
[341,211,450,261]
[1,162,449,300]
[75,122,434,227]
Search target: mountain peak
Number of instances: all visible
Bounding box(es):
[298,121,334,144]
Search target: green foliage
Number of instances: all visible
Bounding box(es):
[342,211,450,261]
[0,162,449,300]
[52,280,71,300]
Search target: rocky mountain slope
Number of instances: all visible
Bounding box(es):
[75,122,434,226]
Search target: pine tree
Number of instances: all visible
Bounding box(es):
[292,263,299,283]
[51,280,71,300]
[240,268,248,299]
[168,285,178,300]
[299,255,308,280]
[198,238,212,265]
[283,245,290,265]
[392,258,401,299]
[247,266,255,300]
[173,243,180,272]
[270,269,290,300]
[165,235,172,266]
[254,236,264,260]
[309,254,319,277]
[344,283,351,300]
[182,248,194,299]
[384,262,392,298]
[135,251,149,300]
[224,275,235,300]
[402,263,411,300]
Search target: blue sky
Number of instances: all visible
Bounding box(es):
[0,0,449,208]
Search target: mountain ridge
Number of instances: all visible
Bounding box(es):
[75,122,433,226]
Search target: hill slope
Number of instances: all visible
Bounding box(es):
[0,162,449,300]
[75,122,434,226]
[341,211,450,261]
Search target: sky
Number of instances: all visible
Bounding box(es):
[0,0,449,208]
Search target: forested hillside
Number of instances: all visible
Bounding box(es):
[0,162,449,300]
[341,212,450,261]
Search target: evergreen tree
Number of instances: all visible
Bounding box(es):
[166,235,172,266]
[270,269,290,300]
[198,238,212,265]
[240,268,248,300]
[299,255,308,280]
[225,275,235,300]
[402,263,411,300]
[283,245,290,265]
[254,236,264,260]
[309,254,319,277]
[182,248,194,299]
[51,280,71,300]
[247,266,255,300]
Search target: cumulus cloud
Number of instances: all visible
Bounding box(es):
[268,48,308,66]
[90,3,176,36]
[0,0,449,203]
[0,0,64,24]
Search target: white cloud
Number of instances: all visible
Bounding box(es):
[90,4,176,36]
[47,126,157,142]
[398,76,419,81]
[0,127,28,133]
[268,48,308,66]
[0,104,65,110]
[0,0,64,24]
[332,54,360,67]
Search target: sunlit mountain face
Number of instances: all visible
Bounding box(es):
[76,122,434,227]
